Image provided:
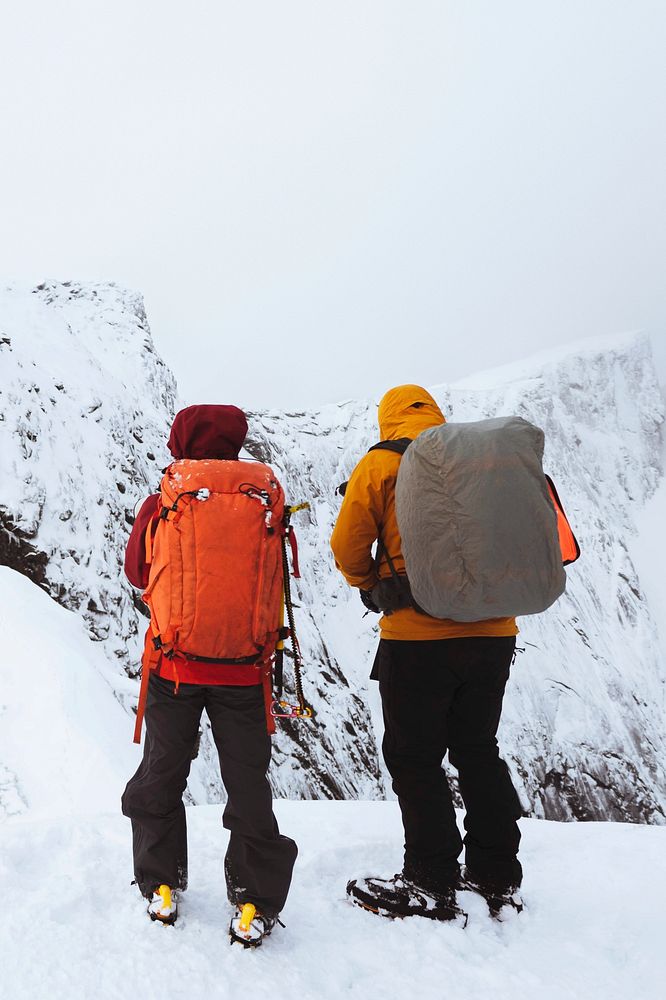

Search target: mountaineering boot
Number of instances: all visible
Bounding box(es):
[229,903,279,948]
[346,872,467,925]
[147,884,178,925]
[459,869,524,920]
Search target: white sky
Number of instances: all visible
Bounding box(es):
[1,1,665,409]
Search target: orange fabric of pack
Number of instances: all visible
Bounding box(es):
[546,475,581,566]
[142,459,285,664]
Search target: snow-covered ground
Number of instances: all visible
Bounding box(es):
[2,292,666,999]
[0,567,136,820]
[0,562,662,998]
[2,801,664,1000]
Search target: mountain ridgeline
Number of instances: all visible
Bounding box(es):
[1,281,664,821]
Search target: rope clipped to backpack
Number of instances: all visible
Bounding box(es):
[271,503,314,721]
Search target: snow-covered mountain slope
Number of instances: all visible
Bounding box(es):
[0,566,136,820]
[247,331,666,822]
[1,281,664,818]
[446,336,666,822]
[0,281,176,664]
[0,282,383,803]
[2,801,665,1000]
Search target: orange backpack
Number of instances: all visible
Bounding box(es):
[142,459,285,665]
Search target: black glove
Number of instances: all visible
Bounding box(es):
[359,588,381,614]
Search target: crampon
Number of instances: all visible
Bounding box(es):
[229,903,281,948]
[147,884,178,925]
[347,874,468,926]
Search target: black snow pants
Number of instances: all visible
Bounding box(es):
[121,674,297,915]
[376,635,523,890]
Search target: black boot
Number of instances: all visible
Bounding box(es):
[460,868,524,919]
[346,872,467,924]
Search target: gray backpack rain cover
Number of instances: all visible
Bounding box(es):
[395,416,566,621]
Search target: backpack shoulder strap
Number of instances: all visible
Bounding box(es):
[336,439,412,497]
[367,437,412,456]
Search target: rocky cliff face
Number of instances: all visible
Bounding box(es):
[446,336,666,822]
[0,281,176,670]
[1,283,664,819]
[0,281,383,802]
[247,333,666,822]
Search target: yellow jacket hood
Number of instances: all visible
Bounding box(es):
[377,384,446,441]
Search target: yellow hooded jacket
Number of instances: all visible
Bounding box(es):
[330,384,518,641]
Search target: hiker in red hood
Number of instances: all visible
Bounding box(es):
[122,404,297,941]
[125,404,249,591]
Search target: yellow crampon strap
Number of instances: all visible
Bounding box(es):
[239,903,256,933]
[157,885,172,911]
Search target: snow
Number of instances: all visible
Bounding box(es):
[0,566,136,820]
[1,801,664,1000]
[447,330,646,391]
[1,555,662,998]
[1,295,666,998]
[248,329,666,822]
[2,282,666,819]
[1,557,662,997]
[629,456,666,661]
[0,280,176,671]
[0,281,384,804]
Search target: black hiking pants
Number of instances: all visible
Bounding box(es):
[376,635,522,890]
[121,674,297,915]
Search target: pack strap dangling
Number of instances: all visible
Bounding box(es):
[262,662,276,736]
[133,629,162,744]
[287,526,301,578]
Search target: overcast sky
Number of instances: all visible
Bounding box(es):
[1,1,665,409]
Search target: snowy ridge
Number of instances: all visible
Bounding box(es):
[446,333,666,821]
[0,280,176,669]
[450,329,645,390]
[0,282,383,803]
[247,332,666,822]
[1,282,664,818]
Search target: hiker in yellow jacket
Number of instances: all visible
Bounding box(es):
[331,384,523,921]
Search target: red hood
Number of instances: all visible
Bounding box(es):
[167,404,248,460]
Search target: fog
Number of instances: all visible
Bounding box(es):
[1,1,664,408]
